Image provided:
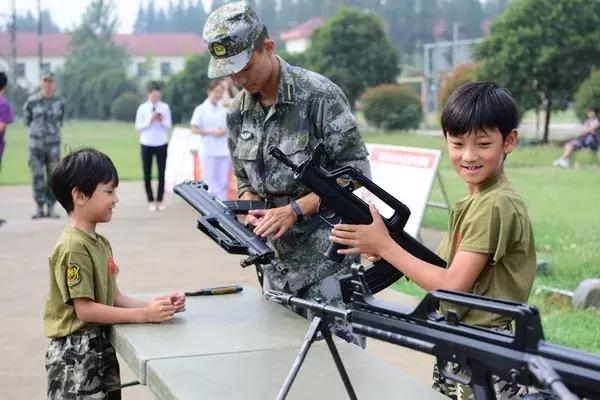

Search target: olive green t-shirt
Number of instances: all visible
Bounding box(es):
[43,226,118,338]
[437,171,537,327]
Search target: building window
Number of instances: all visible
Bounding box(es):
[15,63,25,78]
[41,62,51,73]
[160,62,171,77]
[137,63,148,77]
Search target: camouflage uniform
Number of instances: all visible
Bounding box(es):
[46,326,121,399]
[226,58,370,345]
[23,91,65,212]
[205,1,371,346]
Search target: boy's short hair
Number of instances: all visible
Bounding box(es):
[51,148,119,213]
[588,106,599,115]
[0,71,7,91]
[441,82,520,139]
[146,80,163,92]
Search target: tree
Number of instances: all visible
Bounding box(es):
[307,7,399,109]
[58,0,136,119]
[11,10,60,33]
[476,0,600,143]
[573,70,600,122]
[163,53,212,124]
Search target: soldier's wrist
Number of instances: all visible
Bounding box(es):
[290,200,304,223]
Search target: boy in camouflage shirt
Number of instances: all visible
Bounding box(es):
[44,148,186,399]
[330,82,537,399]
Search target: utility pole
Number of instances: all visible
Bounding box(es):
[37,0,43,79]
[11,0,17,81]
[452,22,460,67]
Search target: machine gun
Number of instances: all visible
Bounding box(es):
[269,141,447,301]
[174,181,286,282]
[266,265,600,400]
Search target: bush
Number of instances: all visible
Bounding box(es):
[438,63,479,112]
[362,84,422,131]
[574,70,600,121]
[278,50,310,70]
[163,53,211,124]
[111,91,140,122]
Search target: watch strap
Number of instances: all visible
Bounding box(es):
[290,200,304,222]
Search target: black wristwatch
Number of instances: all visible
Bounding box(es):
[290,200,304,222]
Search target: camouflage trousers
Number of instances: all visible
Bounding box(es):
[46,326,121,399]
[431,326,536,399]
[29,145,60,208]
[265,268,367,349]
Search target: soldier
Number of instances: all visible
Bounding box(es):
[203,2,371,345]
[23,72,65,219]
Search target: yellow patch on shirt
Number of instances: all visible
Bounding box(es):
[66,265,81,287]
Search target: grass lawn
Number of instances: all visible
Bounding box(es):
[2,120,599,353]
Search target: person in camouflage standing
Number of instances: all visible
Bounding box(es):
[203,2,371,346]
[23,72,65,219]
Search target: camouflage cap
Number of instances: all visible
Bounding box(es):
[203,1,263,79]
[42,71,55,81]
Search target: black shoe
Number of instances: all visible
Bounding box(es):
[32,207,45,219]
[46,207,60,219]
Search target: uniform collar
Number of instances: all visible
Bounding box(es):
[240,55,296,113]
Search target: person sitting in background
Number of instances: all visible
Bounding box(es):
[135,81,172,211]
[553,106,600,168]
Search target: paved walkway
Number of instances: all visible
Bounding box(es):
[0,181,444,399]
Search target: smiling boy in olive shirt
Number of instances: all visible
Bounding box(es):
[330,82,537,399]
[44,148,186,399]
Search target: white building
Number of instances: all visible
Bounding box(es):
[0,32,206,89]
[279,17,322,54]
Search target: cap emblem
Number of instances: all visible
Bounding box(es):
[212,43,227,57]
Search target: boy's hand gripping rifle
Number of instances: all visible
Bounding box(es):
[269,141,447,301]
[266,265,600,400]
[174,181,286,282]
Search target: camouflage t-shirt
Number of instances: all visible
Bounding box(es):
[43,226,118,338]
[437,171,537,327]
[226,57,371,292]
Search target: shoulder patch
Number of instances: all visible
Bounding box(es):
[66,265,81,287]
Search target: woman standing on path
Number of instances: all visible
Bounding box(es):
[135,81,172,211]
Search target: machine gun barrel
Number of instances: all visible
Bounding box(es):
[267,262,600,400]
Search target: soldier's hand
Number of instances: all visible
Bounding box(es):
[144,298,176,323]
[250,205,296,240]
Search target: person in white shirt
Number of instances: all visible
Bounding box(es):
[135,81,172,211]
[189,80,231,200]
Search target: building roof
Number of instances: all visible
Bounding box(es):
[0,32,206,58]
[279,17,323,41]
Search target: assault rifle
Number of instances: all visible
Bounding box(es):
[266,265,600,400]
[269,141,447,302]
[174,181,285,282]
